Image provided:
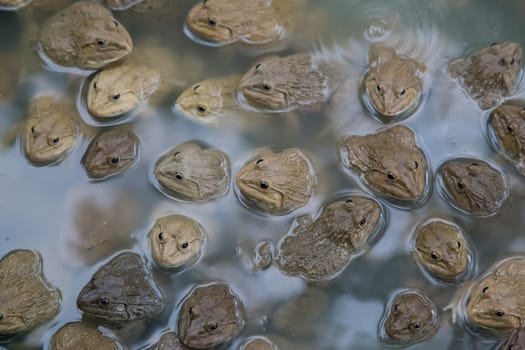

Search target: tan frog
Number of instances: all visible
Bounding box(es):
[82,129,140,180]
[411,219,472,283]
[448,42,522,109]
[340,125,429,207]
[363,44,426,120]
[49,322,123,350]
[0,0,31,10]
[39,1,133,70]
[153,140,230,202]
[149,214,206,270]
[437,158,508,216]
[240,336,278,350]
[275,195,385,281]
[235,148,316,215]
[23,96,80,165]
[380,289,439,346]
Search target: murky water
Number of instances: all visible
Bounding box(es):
[1,0,525,349]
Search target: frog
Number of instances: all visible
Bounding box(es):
[240,336,278,350]
[82,129,140,180]
[0,0,31,10]
[148,214,206,270]
[0,249,61,340]
[49,321,123,350]
[488,102,525,175]
[153,140,230,202]
[275,195,385,281]
[437,158,509,216]
[146,331,186,350]
[497,327,525,350]
[448,42,522,109]
[39,1,133,70]
[77,252,164,325]
[177,282,245,349]
[252,240,273,271]
[23,96,80,165]
[235,148,316,216]
[411,219,472,283]
[340,125,430,208]
[362,44,426,120]
[380,289,439,346]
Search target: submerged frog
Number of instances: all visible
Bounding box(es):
[235,148,316,215]
[149,214,206,270]
[275,195,385,281]
[380,290,439,346]
[77,252,164,325]
[0,250,61,340]
[411,219,471,283]
[177,282,245,349]
[437,158,508,216]
[39,1,133,70]
[340,125,429,207]
[82,129,140,180]
[0,0,31,10]
[448,42,522,109]
[363,44,426,120]
[240,336,278,350]
[497,327,525,350]
[49,322,123,350]
[153,141,230,202]
[146,331,186,350]
[23,96,80,165]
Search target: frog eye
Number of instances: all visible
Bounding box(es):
[499,58,506,66]
[175,172,184,180]
[456,181,465,190]
[376,84,381,92]
[93,82,98,89]
[359,218,366,226]
[96,39,106,46]
[112,93,121,100]
[158,232,165,241]
[413,161,419,169]
[193,84,200,91]
[482,286,489,293]
[410,322,422,330]
[457,241,461,248]
[255,63,262,70]
[206,322,218,331]
[207,17,217,26]
[387,172,396,180]
[430,251,439,260]
[261,83,272,91]
[400,89,406,96]
[259,181,269,189]
[507,124,515,133]
[510,58,516,65]
[495,310,505,317]
[173,151,180,158]
[256,158,264,165]
[48,136,60,146]
[393,303,399,312]
[180,242,189,249]
[31,126,36,133]
[97,297,110,306]
[196,104,207,114]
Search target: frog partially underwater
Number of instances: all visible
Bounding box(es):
[49,321,123,350]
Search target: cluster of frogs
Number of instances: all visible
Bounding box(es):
[1,0,525,349]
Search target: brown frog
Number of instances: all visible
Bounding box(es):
[438,158,508,216]
[240,336,278,350]
[146,331,186,350]
[0,250,61,340]
[275,195,385,281]
[149,214,206,270]
[82,129,140,180]
[23,96,80,165]
[497,327,525,350]
[412,219,472,283]
[448,42,522,109]
[340,125,429,207]
[177,282,245,349]
[363,44,426,120]
[39,1,133,70]
[235,148,316,216]
[153,141,230,202]
[380,289,439,346]
[49,321,123,350]
[0,0,31,9]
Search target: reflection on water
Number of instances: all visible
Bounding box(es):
[1,0,525,349]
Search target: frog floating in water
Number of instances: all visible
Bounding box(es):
[437,158,509,216]
[177,282,245,349]
[23,96,80,165]
[340,125,430,208]
[39,1,133,70]
[153,140,230,202]
[0,0,31,10]
[235,148,316,215]
[240,336,278,350]
[411,218,472,283]
[362,44,426,122]
[0,250,61,341]
[146,331,185,350]
[275,195,385,281]
[448,42,522,109]
[380,289,439,346]
[49,321,123,350]
[148,214,206,270]
[497,327,525,350]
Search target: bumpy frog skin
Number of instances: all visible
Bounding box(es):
[497,327,525,350]
[341,125,429,207]
[364,44,426,119]
[23,96,80,165]
[39,1,133,70]
[87,60,161,118]
[276,196,384,281]
[77,252,164,325]
[0,250,61,339]
[236,148,315,215]
[448,42,522,109]
[412,219,471,282]
[0,0,31,10]
[438,158,508,216]
[240,336,278,350]
[177,283,245,349]
[49,322,123,350]
[466,257,525,334]
[381,290,439,346]
[238,53,334,112]
[153,141,230,201]
[82,130,140,180]
[146,331,185,350]
[149,215,206,270]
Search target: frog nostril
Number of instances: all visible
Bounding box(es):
[495,310,505,317]
[259,181,269,189]
[387,172,396,180]
[457,181,465,189]
[431,252,439,260]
